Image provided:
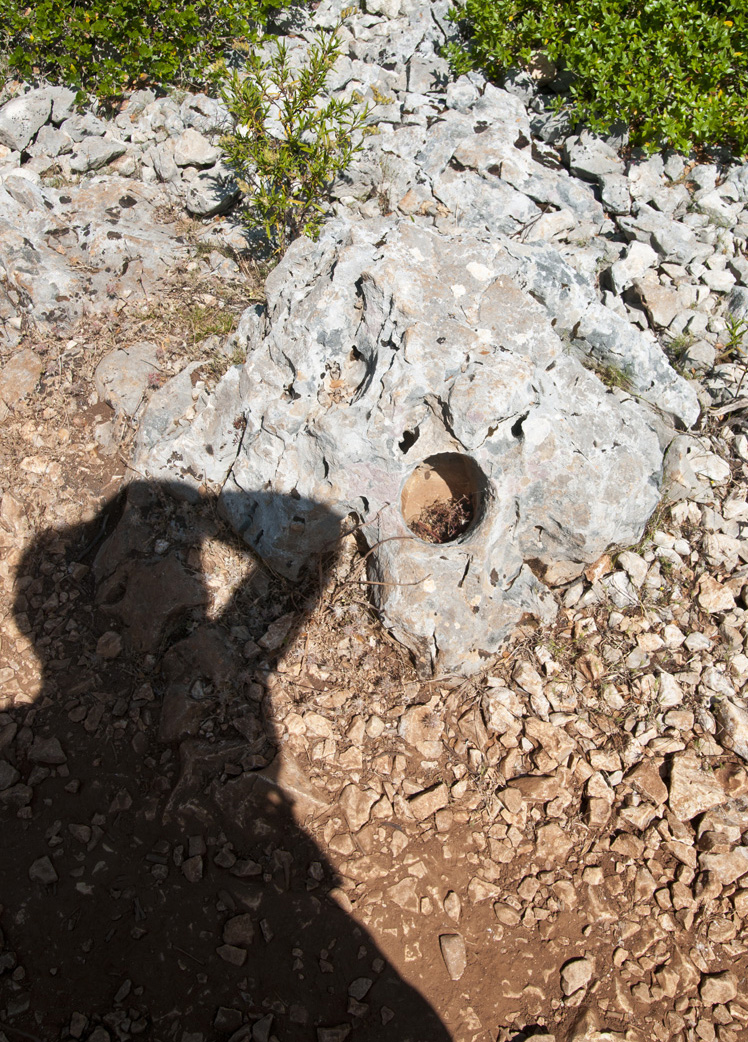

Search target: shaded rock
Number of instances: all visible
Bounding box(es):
[0,761,20,790]
[29,856,58,884]
[28,736,66,765]
[184,163,241,217]
[223,914,254,947]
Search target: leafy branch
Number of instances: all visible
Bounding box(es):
[220,19,370,253]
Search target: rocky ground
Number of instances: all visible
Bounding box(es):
[3,1,748,1041]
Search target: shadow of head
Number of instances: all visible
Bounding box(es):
[12,478,344,838]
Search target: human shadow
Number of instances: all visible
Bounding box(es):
[2,480,451,1042]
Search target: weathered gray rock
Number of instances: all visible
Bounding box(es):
[619,205,711,266]
[0,177,193,339]
[563,132,621,184]
[180,93,232,135]
[184,163,241,217]
[0,90,52,151]
[727,285,748,323]
[608,242,658,295]
[94,342,162,417]
[173,128,222,168]
[137,216,689,673]
[69,137,127,173]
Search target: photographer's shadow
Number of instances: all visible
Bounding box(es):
[4,479,451,1042]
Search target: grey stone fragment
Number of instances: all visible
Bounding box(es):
[563,132,621,183]
[180,93,232,135]
[184,164,241,217]
[608,241,658,295]
[530,107,573,145]
[94,341,162,416]
[173,128,222,168]
[0,90,52,151]
[439,934,467,980]
[599,172,631,215]
[619,205,710,266]
[60,113,108,141]
[727,285,748,322]
[682,339,716,372]
[26,124,74,158]
[135,363,202,451]
[408,54,449,94]
[445,76,479,113]
[151,141,180,183]
[69,138,127,173]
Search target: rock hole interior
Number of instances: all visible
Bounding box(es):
[401,453,485,544]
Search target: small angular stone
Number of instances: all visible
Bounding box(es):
[698,576,736,613]
[28,736,66,765]
[223,914,254,947]
[668,752,727,821]
[439,933,467,980]
[216,943,246,966]
[339,784,378,832]
[560,957,594,996]
[407,782,449,821]
[29,856,58,884]
[96,631,123,659]
[699,971,737,1005]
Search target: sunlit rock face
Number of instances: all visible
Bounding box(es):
[137,214,695,673]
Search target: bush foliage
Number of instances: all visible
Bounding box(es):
[221,22,369,252]
[0,0,287,102]
[444,0,748,155]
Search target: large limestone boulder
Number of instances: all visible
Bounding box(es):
[135,215,695,674]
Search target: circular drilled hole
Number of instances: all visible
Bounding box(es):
[401,453,485,544]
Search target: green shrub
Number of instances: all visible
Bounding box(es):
[0,0,291,103]
[444,0,748,155]
[220,20,369,252]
